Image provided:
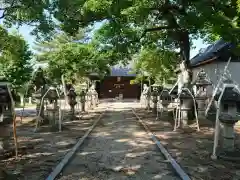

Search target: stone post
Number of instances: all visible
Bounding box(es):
[80,90,86,112]
[179,90,193,127]
[92,91,97,108]
[34,88,45,120]
[151,89,158,114]
[67,88,77,120]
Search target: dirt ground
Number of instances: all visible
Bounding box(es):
[135,108,240,180]
[0,105,104,180]
[2,101,240,180]
[59,102,179,180]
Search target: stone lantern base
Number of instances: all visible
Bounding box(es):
[0,125,10,153]
[218,114,240,161]
[180,99,194,126]
[217,148,240,162]
[46,107,59,126]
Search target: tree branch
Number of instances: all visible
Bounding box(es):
[0,0,18,19]
[141,26,173,38]
[149,4,187,15]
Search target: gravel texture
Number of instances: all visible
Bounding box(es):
[59,102,179,180]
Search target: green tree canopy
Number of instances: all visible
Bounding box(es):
[34,31,114,83]
[50,0,240,68]
[133,46,178,85]
[0,26,33,90]
[0,0,56,39]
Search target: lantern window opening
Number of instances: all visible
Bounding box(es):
[237,102,240,112]
[223,104,228,111]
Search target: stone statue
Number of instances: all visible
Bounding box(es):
[142,84,149,94]
[178,62,190,93]
[90,84,95,91]
[141,84,150,109]
[89,83,98,107]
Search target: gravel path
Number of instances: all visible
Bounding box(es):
[58,102,179,180]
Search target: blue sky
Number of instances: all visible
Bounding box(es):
[11,24,208,58]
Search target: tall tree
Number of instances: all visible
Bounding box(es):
[35,32,113,83]
[0,26,33,89]
[133,47,178,85]
[51,0,240,70]
[0,0,56,39]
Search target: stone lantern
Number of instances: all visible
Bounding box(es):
[214,85,240,160]
[67,88,77,120]
[157,89,171,119]
[151,83,160,114]
[45,87,59,126]
[192,70,212,119]
[179,89,193,127]
[0,80,12,153]
[79,82,87,112]
[160,89,171,108]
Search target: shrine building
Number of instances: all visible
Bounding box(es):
[88,65,142,99]
[190,39,240,89]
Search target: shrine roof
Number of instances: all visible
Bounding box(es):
[110,67,136,77]
[190,39,235,68]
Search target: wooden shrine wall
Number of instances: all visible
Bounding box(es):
[99,76,141,99]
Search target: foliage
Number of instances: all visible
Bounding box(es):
[0,0,56,40]
[133,47,178,85]
[0,26,33,92]
[2,0,240,88]
[35,31,113,83]
[1,1,239,58]
[50,1,240,66]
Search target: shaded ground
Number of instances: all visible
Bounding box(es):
[0,104,105,180]
[135,108,240,180]
[59,102,179,180]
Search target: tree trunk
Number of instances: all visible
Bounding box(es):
[178,30,195,126]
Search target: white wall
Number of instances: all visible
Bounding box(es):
[192,62,240,95]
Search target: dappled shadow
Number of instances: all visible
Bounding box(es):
[0,106,104,180]
[135,108,240,180]
[59,105,179,180]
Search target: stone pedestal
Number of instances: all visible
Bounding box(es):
[152,96,158,114]
[36,100,44,119]
[218,104,240,161]
[87,92,92,109]
[79,91,86,112]
[197,98,206,119]
[92,94,96,108]
[180,99,192,127]
[153,101,157,114]
[81,102,85,112]
[221,122,235,151]
[46,106,59,126]
[0,125,10,153]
